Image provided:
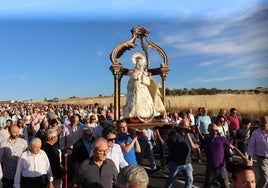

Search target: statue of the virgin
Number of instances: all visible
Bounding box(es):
[123,52,166,122]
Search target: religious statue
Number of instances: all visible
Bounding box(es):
[123,52,166,122]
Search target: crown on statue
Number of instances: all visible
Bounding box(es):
[131,52,146,66]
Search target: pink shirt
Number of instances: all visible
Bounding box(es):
[227,115,239,130]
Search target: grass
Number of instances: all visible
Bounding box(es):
[34,94,268,120]
[165,94,268,120]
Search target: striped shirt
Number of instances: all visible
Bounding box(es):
[0,137,28,179]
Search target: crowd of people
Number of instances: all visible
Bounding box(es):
[0,102,267,188]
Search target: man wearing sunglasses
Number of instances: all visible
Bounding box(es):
[72,127,94,187]
[73,127,93,164]
[201,123,251,188]
[102,126,128,172]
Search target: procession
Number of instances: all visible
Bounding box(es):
[0,25,267,188]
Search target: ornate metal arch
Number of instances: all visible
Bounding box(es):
[110,26,170,121]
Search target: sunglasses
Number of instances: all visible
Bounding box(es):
[107,138,116,142]
[84,134,92,136]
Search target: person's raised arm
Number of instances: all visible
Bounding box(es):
[186,133,200,149]
[120,136,139,153]
[134,136,141,153]
[155,128,165,145]
[229,144,251,166]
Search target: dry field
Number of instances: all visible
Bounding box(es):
[165,94,268,119]
[42,94,268,120]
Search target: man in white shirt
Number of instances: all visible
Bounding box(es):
[14,137,54,188]
[0,125,28,188]
[11,110,21,126]
[102,126,128,172]
[59,115,83,187]
[59,115,83,151]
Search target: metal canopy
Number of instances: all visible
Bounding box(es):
[110,26,170,121]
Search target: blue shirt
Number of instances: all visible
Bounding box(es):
[196,115,211,134]
[116,134,137,165]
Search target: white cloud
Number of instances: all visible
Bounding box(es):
[163,7,268,58]
[96,50,104,57]
[0,74,27,81]
[0,0,264,20]
[169,24,267,55]
[188,74,246,84]
[174,40,243,54]
[199,22,229,38]
[243,62,268,78]
[191,75,243,83]
[199,61,216,67]
[160,4,268,58]
[187,67,268,84]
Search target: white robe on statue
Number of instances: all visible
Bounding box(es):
[123,67,165,121]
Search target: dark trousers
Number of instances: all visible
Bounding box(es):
[2,177,14,188]
[137,140,156,170]
[203,166,229,188]
[159,142,168,167]
[21,175,48,188]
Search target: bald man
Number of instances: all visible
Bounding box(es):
[14,137,53,188]
[75,138,118,188]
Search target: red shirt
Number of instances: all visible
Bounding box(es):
[227,115,239,130]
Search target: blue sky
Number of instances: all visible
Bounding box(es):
[0,0,267,101]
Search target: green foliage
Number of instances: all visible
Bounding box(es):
[165,87,266,96]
